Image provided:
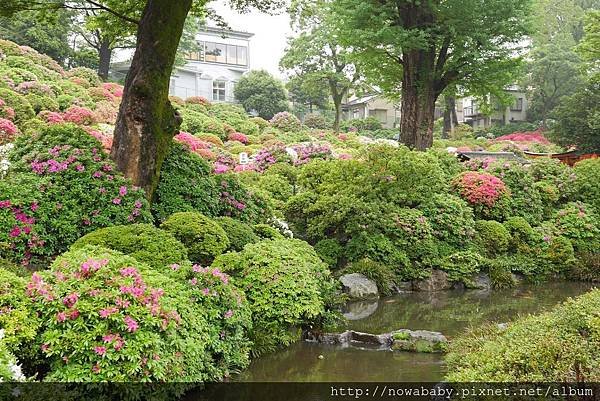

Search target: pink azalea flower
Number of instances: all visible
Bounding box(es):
[94,346,106,356]
[56,311,67,322]
[224,309,234,319]
[119,186,127,196]
[123,316,139,332]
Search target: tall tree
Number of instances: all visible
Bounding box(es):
[280,0,362,132]
[286,74,329,114]
[329,0,530,149]
[234,70,289,119]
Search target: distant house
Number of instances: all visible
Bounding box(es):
[341,93,400,129]
[462,86,528,129]
[111,26,253,103]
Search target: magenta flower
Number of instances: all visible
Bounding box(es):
[123,316,139,332]
[119,186,127,196]
[224,309,234,319]
[9,226,21,237]
[94,346,107,356]
[112,197,121,205]
[170,263,180,271]
[99,307,118,318]
[62,292,79,308]
[56,311,67,322]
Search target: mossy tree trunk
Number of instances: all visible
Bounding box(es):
[111,0,193,201]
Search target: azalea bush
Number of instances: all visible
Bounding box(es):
[270,112,301,132]
[27,246,251,382]
[0,124,151,265]
[214,217,259,252]
[452,171,510,219]
[0,117,19,144]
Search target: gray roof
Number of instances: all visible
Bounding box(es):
[457,151,528,163]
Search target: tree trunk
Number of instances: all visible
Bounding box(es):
[97,38,112,81]
[111,0,192,201]
[332,95,343,133]
[442,96,457,139]
[400,50,437,150]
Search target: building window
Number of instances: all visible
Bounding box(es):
[187,41,248,66]
[511,97,523,111]
[213,80,226,101]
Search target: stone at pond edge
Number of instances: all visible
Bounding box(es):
[412,269,452,292]
[471,272,491,291]
[339,273,379,299]
[391,329,448,353]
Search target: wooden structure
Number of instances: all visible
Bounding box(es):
[524,150,599,166]
[456,151,528,164]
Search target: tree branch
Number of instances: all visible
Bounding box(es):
[82,0,139,25]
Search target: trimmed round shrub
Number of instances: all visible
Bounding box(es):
[71,224,189,271]
[503,216,538,252]
[25,93,59,114]
[303,113,328,129]
[63,106,96,125]
[27,246,251,382]
[474,220,510,256]
[215,217,259,252]
[212,239,338,353]
[0,268,38,353]
[573,158,600,213]
[419,194,476,248]
[152,142,221,222]
[446,289,600,381]
[180,110,226,138]
[0,88,35,124]
[439,250,485,286]
[270,112,301,132]
[66,67,101,87]
[161,212,230,264]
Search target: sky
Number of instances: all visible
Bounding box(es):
[210,2,292,77]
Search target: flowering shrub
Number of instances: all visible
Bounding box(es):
[303,113,328,129]
[212,239,338,353]
[161,212,229,264]
[174,131,212,155]
[71,224,189,271]
[0,118,19,144]
[218,175,269,223]
[419,194,476,248]
[93,101,119,124]
[0,331,25,382]
[0,98,16,121]
[291,142,332,165]
[249,116,270,129]
[196,133,224,147]
[27,246,250,382]
[180,110,226,138]
[573,158,600,213]
[63,106,96,126]
[1,124,152,265]
[452,171,510,218]
[65,67,101,88]
[38,110,64,125]
[494,129,550,144]
[253,145,292,172]
[269,112,301,132]
[228,132,249,144]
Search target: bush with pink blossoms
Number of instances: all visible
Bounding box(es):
[185,96,211,106]
[228,131,249,144]
[0,124,152,265]
[0,118,19,144]
[0,99,16,121]
[253,145,292,172]
[27,245,251,382]
[452,171,511,219]
[292,142,332,166]
[37,110,64,125]
[495,129,550,144]
[174,131,212,156]
[63,106,96,126]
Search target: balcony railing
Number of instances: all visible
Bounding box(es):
[463,106,481,117]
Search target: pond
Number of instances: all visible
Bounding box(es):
[234,281,595,382]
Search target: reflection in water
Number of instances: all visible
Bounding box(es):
[236,282,595,382]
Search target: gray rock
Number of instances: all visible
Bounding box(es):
[394,281,414,292]
[472,272,491,290]
[412,270,452,292]
[391,329,448,353]
[339,273,379,299]
[343,299,379,320]
[497,323,509,331]
[511,273,525,284]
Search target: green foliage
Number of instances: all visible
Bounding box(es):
[573,158,600,212]
[440,250,485,286]
[474,220,510,256]
[487,259,517,289]
[340,117,383,132]
[180,110,226,138]
[419,194,476,248]
[503,216,538,253]
[71,224,188,271]
[314,239,343,269]
[0,268,38,353]
[446,289,600,381]
[28,246,251,382]
[552,202,600,253]
[215,217,259,252]
[152,142,221,222]
[343,258,396,296]
[214,239,338,354]
[270,111,302,132]
[0,87,34,123]
[160,212,229,265]
[234,70,288,120]
[252,223,284,240]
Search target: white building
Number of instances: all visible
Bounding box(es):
[462,86,528,129]
[341,93,400,129]
[112,26,253,103]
